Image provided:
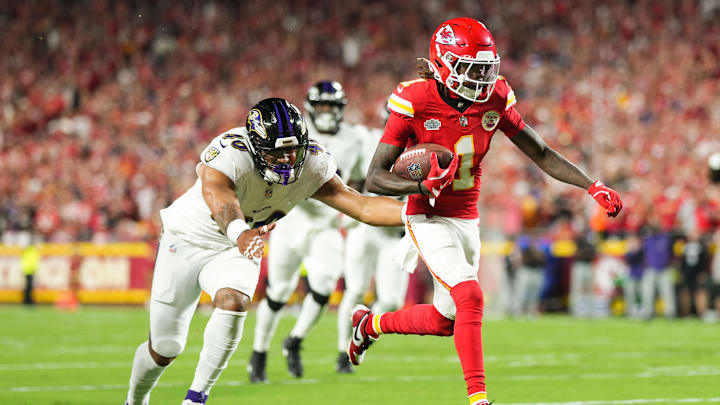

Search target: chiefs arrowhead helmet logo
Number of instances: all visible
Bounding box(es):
[435,24,457,45]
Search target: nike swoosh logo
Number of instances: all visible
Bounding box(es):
[353,316,366,343]
[218,139,227,148]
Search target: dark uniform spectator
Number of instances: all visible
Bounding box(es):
[569,233,597,317]
[511,235,547,317]
[678,230,710,317]
[640,222,676,319]
[624,233,644,318]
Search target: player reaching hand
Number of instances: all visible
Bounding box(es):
[124,98,404,405]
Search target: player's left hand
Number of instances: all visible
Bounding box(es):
[588,180,623,217]
[421,152,459,207]
[237,223,276,261]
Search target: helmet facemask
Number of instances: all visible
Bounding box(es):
[245,99,309,185]
[307,102,344,134]
[253,140,307,185]
[435,48,500,103]
[305,81,347,135]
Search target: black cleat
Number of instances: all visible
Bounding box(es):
[336,351,355,374]
[247,350,268,383]
[282,336,303,378]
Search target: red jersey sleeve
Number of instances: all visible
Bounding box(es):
[498,105,525,137]
[380,111,414,147]
[495,80,525,137]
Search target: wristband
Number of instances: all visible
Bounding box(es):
[226,219,250,243]
[418,181,426,195]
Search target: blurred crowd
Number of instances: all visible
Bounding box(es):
[498,225,720,321]
[1,2,719,262]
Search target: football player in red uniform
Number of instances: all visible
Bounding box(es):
[348,17,622,405]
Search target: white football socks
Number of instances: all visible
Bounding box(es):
[126,341,166,405]
[189,308,247,394]
[252,298,283,352]
[289,293,326,338]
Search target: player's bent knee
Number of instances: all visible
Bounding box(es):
[150,339,183,364]
[214,287,251,312]
[430,306,455,336]
[450,280,485,310]
[308,286,330,306]
[266,296,286,312]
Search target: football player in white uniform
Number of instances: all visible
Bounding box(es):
[124,98,404,405]
[336,110,413,374]
[248,81,371,381]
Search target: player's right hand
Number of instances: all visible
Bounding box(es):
[420,152,459,206]
[237,223,276,261]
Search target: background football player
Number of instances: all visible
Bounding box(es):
[248,81,373,380]
[348,18,623,405]
[124,97,404,405]
[336,105,413,374]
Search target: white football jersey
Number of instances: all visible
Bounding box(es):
[160,127,337,250]
[288,118,369,224]
[342,126,404,235]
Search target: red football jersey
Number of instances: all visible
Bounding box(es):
[381,77,525,219]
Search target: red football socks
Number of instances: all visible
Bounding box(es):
[450,280,486,397]
[367,304,454,336]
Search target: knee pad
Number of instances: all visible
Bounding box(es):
[151,338,184,358]
[450,280,485,313]
[266,296,286,312]
[308,286,330,306]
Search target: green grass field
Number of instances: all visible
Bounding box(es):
[0,305,718,405]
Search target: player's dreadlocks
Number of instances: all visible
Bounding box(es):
[416,58,435,80]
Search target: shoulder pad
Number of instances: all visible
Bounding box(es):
[493,76,517,111]
[388,79,428,118]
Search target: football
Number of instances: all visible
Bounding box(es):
[391,143,454,181]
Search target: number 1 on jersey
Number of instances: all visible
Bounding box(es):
[452,135,475,191]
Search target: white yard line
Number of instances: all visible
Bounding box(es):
[4,370,720,393]
[507,398,720,405]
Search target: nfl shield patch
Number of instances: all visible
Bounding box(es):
[407,162,424,180]
[205,147,220,162]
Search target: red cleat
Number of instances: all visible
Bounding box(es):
[347,305,378,366]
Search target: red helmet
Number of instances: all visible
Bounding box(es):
[429,18,500,103]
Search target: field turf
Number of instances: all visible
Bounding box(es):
[1,305,718,405]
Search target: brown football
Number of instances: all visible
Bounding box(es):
[391,143,454,181]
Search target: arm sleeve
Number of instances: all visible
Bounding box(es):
[498,105,526,138]
[379,112,414,148]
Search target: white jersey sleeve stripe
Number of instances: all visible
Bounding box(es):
[388,94,414,117]
[505,90,517,111]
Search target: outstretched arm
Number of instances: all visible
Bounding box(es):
[199,165,274,259]
[509,124,594,189]
[509,124,622,216]
[312,175,404,226]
